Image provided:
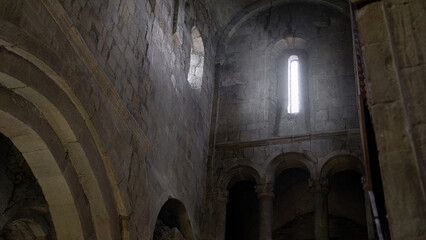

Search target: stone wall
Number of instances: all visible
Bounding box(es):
[204,2,365,239]
[216,3,357,143]
[353,0,426,239]
[0,0,217,239]
[0,0,423,239]
[211,2,363,190]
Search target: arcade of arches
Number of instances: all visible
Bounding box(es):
[0,0,425,240]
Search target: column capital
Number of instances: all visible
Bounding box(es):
[216,189,229,202]
[255,183,274,199]
[309,178,329,193]
[361,176,368,190]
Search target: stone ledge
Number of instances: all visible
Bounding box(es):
[215,129,360,149]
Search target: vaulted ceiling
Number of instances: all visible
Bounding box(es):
[204,0,350,32]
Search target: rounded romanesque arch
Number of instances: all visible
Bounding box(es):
[0,36,123,239]
[266,152,315,238]
[2,217,51,240]
[320,154,368,239]
[320,154,364,178]
[218,165,262,191]
[153,199,195,240]
[1,13,134,214]
[0,110,85,240]
[216,166,262,240]
[266,152,315,182]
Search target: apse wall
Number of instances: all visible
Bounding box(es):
[205,2,365,239]
[216,3,358,143]
[211,3,363,180]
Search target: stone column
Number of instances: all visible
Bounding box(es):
[214,190,228,240]
[309,178,329,240]
[361,176,376,240]
[255,183,274,240]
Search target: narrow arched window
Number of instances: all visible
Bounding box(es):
[187,27,204,89]
[287,55,299,113]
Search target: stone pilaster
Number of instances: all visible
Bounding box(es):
[214,190,229,240]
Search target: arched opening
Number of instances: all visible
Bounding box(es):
[187,26,204,89]
[0,42,124,239]
[266,152,315,183]
[328,170,368,239]
[0,133,55,239]
[320,154,364,179]
[272,168,313,240]
[153,199,194,240]
[0,110,84,239]
[225,181,259,240]
[213,166,262,240]
[320,155,369,239]
[1,219,47,240]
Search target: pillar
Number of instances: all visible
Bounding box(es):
[361,176,376,240]
[309,178,329,240]
[215,190,228,240]
[255,183,274,240]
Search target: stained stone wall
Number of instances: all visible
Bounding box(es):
[211,2,362,187]
[0,0,424,239]
[0,0,216,239]
[353,0,426,239]
[52,2,217,237]
[216,3,357,143]
[204,2,364,239]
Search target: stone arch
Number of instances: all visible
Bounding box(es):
[0,16,138,217]
[324,155,368,239]
[270,37,310,54]
[153,198,195,240]
[2,212,52,240]
[187,26,205,89]
[266,152,315,182]
[218,166,262,191]
[265,37,310,84]
[2,219,46,240]
[0,44,120,239]
[320,154,364,178]
[0,110,84,240]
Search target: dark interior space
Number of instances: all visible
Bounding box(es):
[328,170,367,240]
[0,133,55,240]
[225,181,259,240]
[273,168,313,240]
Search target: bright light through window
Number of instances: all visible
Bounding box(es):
[287,55,299,114]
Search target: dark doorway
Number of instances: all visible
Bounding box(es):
[225,181,259,240]
[273,168,313,240]
[153,198,194,240]
[328,170,368,240]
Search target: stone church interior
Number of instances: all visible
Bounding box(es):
[0,0,424,239]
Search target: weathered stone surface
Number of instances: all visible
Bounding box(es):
[0,0,424,240]
[355,1,426,239]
